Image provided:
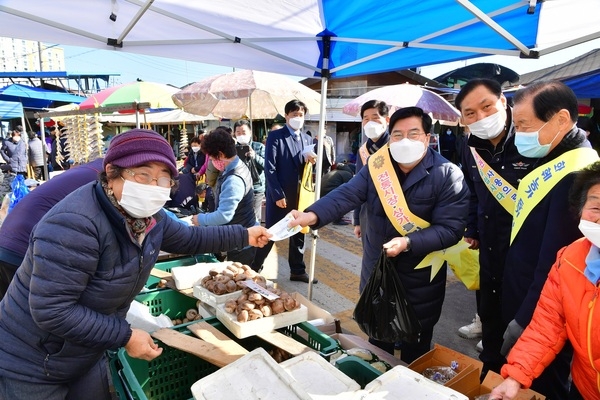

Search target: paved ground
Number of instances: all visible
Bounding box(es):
[258,219,481,361]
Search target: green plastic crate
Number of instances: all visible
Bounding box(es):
[335,355,382,389]
[279,321,338,357]
[145,254,217,289]
[135,289,198,322]
[117,317,338,400]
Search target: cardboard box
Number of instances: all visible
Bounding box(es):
[408,343,483,388]
[330,333,405,368]
[478,371,545,400]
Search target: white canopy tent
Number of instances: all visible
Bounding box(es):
[3,0,599,296]
[99,109,216,125]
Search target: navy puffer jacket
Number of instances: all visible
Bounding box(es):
[307,147,469,331]
[0,181,248,383]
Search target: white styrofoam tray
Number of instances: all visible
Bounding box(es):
[193,285,242,308]
[171,261,232,290]
[363,365,469,399]
[191,347,311,400]
[216,301,308,339]
[281,351,360,399]
[193,279,274,308]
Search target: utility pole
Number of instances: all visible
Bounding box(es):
[37,41,44,86]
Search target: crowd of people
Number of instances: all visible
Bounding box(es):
[0,79,599,399]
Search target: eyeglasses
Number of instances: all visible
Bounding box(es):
[123,169,175,188]
[391,129,427,140]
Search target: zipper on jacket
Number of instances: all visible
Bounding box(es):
[587,284,600,393]
[43,354,50,376]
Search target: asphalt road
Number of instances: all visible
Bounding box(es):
[259,220,481,361]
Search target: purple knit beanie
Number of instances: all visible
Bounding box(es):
[103,129,178,177]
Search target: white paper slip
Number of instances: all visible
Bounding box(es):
[267,213,303,241]
[240,280,279,301]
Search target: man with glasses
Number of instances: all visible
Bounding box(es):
[289,107,469,363]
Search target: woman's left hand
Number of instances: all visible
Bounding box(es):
[489,377,521,399]
[248,226,272,247]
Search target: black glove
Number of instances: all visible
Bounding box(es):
[500,319,524,356]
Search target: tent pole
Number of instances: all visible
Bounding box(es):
[39,117,49,181]
[307,75,328,300]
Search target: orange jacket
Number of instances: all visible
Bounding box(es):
[501,238,600,399]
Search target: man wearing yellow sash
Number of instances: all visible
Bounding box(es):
[455,79,536,377]
[352,100,390,240]
[500,81,599,399]
[289,107,470,363]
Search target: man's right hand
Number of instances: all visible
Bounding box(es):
[276,198,287,208]
[354,225,361,239]
[464,237,479,250]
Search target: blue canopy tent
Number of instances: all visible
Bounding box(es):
[563,73,600,99]
[0,99,25,138]
[2,0,599,295]
[0,84,86,110]
[0,100,23,119]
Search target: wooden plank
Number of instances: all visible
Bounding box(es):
[151,328,245,368]
[164,278,194,296]
[257,330,314,356]
[188,321,248,356]
[150,267,171,279]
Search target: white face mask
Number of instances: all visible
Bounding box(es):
[191,146,200,153]
[12,136,21,142]
[579,219,600,248]
[118,179,171,219]
[288,116,304,131]
[389,139,426,165]
[363,121,386,139]
[236,134,251,145]
[467,106,506,140]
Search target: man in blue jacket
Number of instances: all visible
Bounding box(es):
[455,78,536,376]
[233,119,265,223]
[499,81,599,398]
[290,107,469,363]
[251,100,317,283]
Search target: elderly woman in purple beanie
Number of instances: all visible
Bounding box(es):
[0,129,271,400]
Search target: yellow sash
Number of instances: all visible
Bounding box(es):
[359,143,370,166]
[470,147,517,214]
[510,147,599,244]
[368,145,479,286]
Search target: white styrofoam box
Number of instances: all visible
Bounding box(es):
[197,301,216,319]
[363,365,469,400]
[281,351,360,399]
[216,301,308,339]
[191,347,312,400]
[193,285,242,308]
[193,279,274,308]
[171,261,232,290]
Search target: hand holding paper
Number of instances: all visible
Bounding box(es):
[302,144,317,163]
[266,213,303,241]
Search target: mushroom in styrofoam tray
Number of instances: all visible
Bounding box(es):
[200,262,266,295]
[223,286,301,323]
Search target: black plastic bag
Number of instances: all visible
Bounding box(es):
[353,250,421,343]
